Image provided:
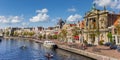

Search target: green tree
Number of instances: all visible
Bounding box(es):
[6,31,10,36]
[52,35,57,39]
[38,34,42,40]
[43,34,46,39]
[72,27,80,36]
[60,29,67,42]
[14,31,19,36]
[107,32,113,43]
[48,34,52,39]
[28,32,35,37]
[58,33,62,40]
[23,32,28,37]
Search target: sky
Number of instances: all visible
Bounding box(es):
[0,0,120,28]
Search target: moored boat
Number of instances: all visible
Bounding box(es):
[0,39,2,42]
[43,41,57,49]
[20,45,27,49]
[45,53,53,58]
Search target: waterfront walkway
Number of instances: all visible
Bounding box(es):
[51,40,120,60]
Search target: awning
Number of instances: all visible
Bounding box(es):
[74,36,79,40]
[54,32,58,35]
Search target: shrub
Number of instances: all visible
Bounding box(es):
[38,34,42,40]
[99,40,104,45]
[83,40,88,45]
[52,35,57,39]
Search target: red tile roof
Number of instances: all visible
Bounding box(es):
[69,24,76,27]
[114,17,120,26]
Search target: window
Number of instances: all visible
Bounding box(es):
[93,19,96,22]
[114,29,117,34]
[89,18,96,29]
[118,36,120,43]
[112,36,115,42]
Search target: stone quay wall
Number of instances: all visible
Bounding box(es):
[58,45,118,60]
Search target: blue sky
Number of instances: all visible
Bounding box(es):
[0,0,120,28]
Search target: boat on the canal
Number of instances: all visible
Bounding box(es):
[45,53,53,58]
[0,39,2,42]
[43,41,58,49]
[20,45,27,49]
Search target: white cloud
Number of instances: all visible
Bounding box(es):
[0,16,23,24]
[93,0,120,9]
[51,17,61,22]
[93,0,111,7]
[30,8,49,22]
[0,16,9,23]
[10,16,23,23]
[22,22,29,26]
[67,14,82,22]
[68,8,76,12]
[116,4,120,9]
[36,8,48,13]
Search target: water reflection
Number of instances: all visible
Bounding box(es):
[0,38,94,60]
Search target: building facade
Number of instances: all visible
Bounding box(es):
[83,5,120,45]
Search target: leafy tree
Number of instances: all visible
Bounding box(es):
[59,29,67,42]
[38,34,42,40]
[6,31,10,36]
[107,32,113,43]
[43,34,46,39]
[57,29,67,41]
[14,31,19,36]
[23,32,28,37]
[72,27,80,36]
[52,35,57,39]
[48,34,52,39]
[28,32,35,37]
[57,33,62,40]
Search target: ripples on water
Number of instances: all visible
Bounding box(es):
[0,38,94,60]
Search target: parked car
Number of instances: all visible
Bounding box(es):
[104,42,113,46]
[110,45,117,49]
[86,44,93,47]
[117,46,120,52]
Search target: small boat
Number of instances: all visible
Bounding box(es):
[43,41,57,49]
[0,39,2,42]
[20,45,27,49]
[35,41,40,43]
[45,53,53,58]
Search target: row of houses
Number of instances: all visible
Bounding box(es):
[2,26,59,38]
[1,5,120,45]
[59,5,120,45]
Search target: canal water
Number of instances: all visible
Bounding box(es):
[0,38,94,60]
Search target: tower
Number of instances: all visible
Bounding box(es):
[57,18,65,29]
[91,3,96,11]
